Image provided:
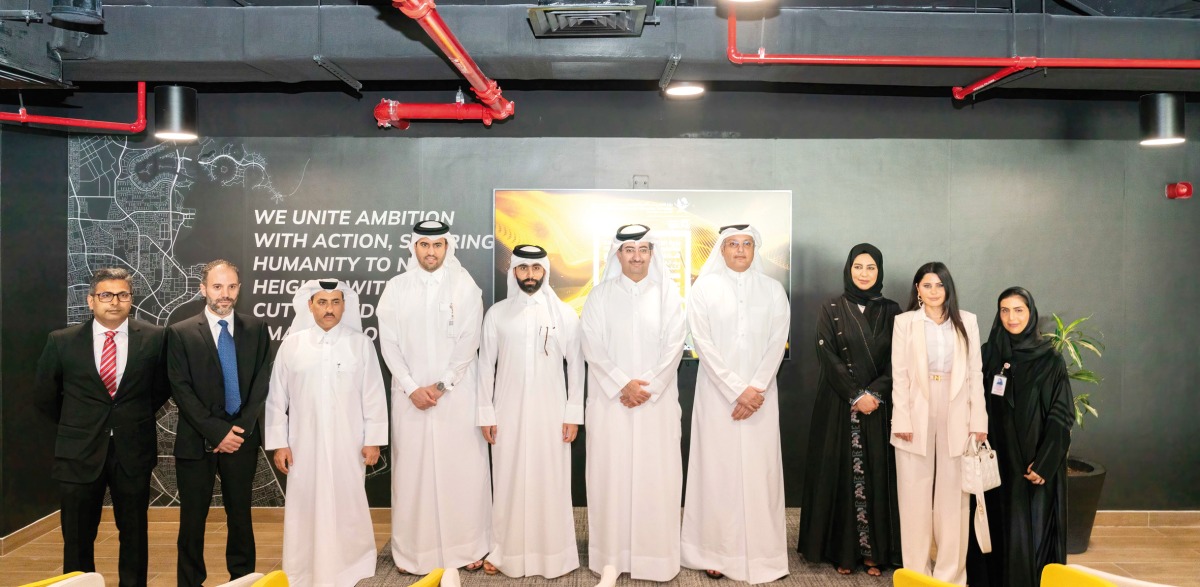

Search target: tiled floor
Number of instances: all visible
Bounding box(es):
[0,509,390,587]
[1063,523,1200,587]
[1,509,1197,587]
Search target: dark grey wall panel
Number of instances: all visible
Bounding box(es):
[1113,142,1200,508]
[946,140,1130,504]
[0,127,68,536]
[775,140,955,500]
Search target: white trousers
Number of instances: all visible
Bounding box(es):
[895,374,970,586]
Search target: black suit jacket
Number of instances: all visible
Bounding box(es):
[167,311,273,460]
[35,318,171,484]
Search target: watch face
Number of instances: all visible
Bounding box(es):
[436,382,445,391]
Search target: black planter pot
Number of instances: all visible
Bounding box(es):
[1066,456,1107,554]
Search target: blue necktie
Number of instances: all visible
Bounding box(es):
[217,319,241,415]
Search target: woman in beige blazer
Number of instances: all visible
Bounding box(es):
[890,262,987,586]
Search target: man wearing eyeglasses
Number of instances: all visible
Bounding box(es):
[680,224,790,584]
[35,267,171,587]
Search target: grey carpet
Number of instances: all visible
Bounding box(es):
[361,509,892,586]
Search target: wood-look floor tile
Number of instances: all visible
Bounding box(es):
[1087,536,1196,549]
[5,543,67,558]
[1156,527,1200,538]
[0,556,63,573]
[1089,526,1166,537]
[1094,511,1150,527]
[1116,562,1200,581]
[1066,562,1133,577]
[251,510,285,524]
[0,571,72,587]
[1148,511,1200,527]
[1069,547,1200,563]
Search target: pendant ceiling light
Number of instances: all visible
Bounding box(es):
[50,0,104,26]
[1139,93,1185,146]
[154,85,198,142]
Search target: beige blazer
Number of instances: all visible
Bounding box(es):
[889,309,987,458]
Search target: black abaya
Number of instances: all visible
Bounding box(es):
[971,287,1074,587]
[798,295,903,570]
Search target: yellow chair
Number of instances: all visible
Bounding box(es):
[17,572,84,587]
[251,571,289,587]
[893,568,959,587]
[214,572,265,587]
[411,569,445,587]
[1041,563,1118,587]
[47,575,104,587]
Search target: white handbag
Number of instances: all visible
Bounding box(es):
[961,438,1000,554]
[961,438,1001,495]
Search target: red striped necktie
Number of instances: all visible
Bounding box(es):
[100,330,118,398]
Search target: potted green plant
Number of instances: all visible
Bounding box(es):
[1043,314,1105,554]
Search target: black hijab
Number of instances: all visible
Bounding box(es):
[842,243,885,306]
[984,286,1055,375]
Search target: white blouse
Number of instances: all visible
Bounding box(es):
[922,311,955,374]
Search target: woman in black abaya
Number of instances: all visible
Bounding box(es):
[974,287,1074,587]
[798,244,902,576]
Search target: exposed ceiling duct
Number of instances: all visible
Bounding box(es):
[0,1,1195,97]
[35,5,1197,94]
[723,4,1200,100]
[528,0,654,38]
[0,14,68,89]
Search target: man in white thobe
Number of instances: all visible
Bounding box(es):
[680,224,790,585]
[581,224,687,582]
[376,220,491,574]
[265,279,388,587]
[477,244,584,579]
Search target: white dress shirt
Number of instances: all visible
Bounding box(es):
[922,311,955,374]
[92,319,130,389]
[205,306,235,346]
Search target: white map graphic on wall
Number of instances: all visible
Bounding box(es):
[66,135,312,507]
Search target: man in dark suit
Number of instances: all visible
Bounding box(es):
[35,267,171,587]
[168,259,272,587]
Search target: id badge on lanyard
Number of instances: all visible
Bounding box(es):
[441,302,457,337]
[991,362,1010,396]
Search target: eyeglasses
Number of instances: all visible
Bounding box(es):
[91,291,132,303]
[724,239,755,250]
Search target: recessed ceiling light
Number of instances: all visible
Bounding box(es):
[664,83,705,98]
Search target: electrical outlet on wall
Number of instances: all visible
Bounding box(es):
[632,175,650,189]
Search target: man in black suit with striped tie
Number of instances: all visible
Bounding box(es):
[36,267,171,587]
[167,259,272,587]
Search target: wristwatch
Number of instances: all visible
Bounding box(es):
[436,381,447,392]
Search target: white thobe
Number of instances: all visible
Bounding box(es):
[377,266,492,573]
[264,323,389,587]
[581,275,687,582]
[680,267,791,585]
[476,293,584,578]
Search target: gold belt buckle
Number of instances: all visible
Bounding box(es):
[930,374,943,381]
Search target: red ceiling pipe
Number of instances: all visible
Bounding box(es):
[727,6,1200,100]
[0,82,147,132]
[374,99,500,129]
[378,0,514,128]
